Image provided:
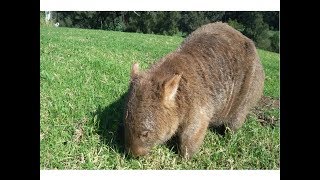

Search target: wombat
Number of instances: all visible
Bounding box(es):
[124,22,265,158]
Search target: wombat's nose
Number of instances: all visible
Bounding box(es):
[131,146,149,157]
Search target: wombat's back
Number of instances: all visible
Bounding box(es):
[148,22,264,126]
[178,22,258,66]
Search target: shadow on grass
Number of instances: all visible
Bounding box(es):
[209,125,227,136]
[165,134,180,155]
[93,92,128,155]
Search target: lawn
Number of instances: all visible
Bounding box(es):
[40,27,280,169]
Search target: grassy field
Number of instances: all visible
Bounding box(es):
[40,27,280,169]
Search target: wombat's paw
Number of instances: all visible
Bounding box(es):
[225,122,243,132]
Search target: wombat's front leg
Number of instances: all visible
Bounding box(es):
[179,119,209,159]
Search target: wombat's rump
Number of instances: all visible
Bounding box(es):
[124,22,265,158]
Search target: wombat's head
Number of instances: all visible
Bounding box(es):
[124,63,181,157]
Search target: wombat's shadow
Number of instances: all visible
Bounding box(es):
[93,92,128,155]
[92,91,228,157]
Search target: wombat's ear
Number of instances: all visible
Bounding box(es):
[163,74,182,102]
[131,63,139,78]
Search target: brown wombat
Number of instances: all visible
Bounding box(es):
[124,22,265,158]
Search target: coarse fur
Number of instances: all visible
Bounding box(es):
[124,22,265,158]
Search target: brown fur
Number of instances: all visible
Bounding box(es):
[124,22,265,158]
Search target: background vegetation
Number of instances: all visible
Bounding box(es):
[41,11,279,52]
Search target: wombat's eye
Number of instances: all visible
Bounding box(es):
[140,131,149,138]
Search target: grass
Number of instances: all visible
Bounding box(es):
[40,27,280,169]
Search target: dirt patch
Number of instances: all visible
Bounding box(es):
[251,96,280,127]
[256,96,280,109]
[73,117,87,143]
[74,127,84,143]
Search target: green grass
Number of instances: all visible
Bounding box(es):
[40,27,280,169]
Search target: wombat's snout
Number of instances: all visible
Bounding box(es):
[128,146,150,157]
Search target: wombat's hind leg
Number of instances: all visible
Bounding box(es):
[225,61,264,132]
[225,109,249,132]
[179,119,209,159]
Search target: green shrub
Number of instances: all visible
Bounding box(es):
[270,31,279,53]
[227,19,245,32]
[256,35,272,52]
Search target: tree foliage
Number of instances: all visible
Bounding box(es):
[42,11,279,52]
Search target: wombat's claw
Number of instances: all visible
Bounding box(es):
[182,147,190,159]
